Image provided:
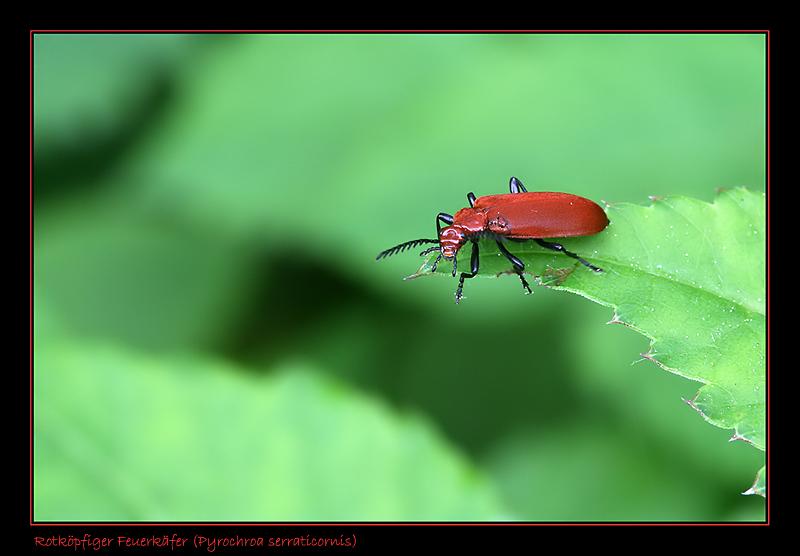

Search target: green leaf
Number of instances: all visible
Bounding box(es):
[33,340,505,520]
[744,466,766,497]
[413,187,766,494]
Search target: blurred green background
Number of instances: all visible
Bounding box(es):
[33,33,766,521]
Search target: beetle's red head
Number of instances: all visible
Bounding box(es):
[438,226,466,259]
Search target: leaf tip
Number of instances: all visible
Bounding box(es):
[681,396,698,410]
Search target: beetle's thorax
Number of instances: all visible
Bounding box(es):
[453,207,488,233]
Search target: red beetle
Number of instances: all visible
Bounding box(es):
[377,177,608,303]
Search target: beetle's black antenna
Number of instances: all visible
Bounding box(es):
[376,239,440,260]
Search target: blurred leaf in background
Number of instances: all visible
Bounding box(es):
[33,33,766,521]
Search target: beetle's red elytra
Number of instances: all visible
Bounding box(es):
[377,177,608,303]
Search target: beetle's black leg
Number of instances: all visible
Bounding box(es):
[436,212,453,235]
[496,241,532,295]
[509,176,527,193]
[534,238,603,272]
[423,249,443,272]
[455,241,480,303]
[467,192,477,207]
